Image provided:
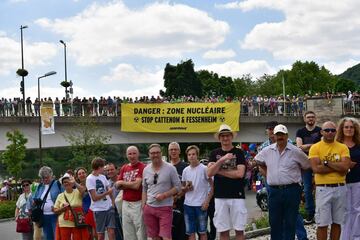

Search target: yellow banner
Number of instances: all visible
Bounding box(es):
[121,102,240,133]
[41,103,55,135]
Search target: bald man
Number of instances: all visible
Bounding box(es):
[116,146,147,240]
[309,121,351,240]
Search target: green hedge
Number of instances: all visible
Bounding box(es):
[0,201,16,219]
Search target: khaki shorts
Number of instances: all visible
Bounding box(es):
[315,185,346,226]
[214,198,248,232]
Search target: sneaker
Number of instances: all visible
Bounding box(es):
[304,215,314,225]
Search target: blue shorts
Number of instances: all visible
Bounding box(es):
[184,204,208,235]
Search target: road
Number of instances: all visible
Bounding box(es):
[0,189,264,240]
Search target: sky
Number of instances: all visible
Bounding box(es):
[1,0,359,100]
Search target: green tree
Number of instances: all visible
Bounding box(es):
[234,74,254,97]
[163,59,202,97]
[254,74,282,96]
[198,70,236,97]
[63,116,111,168]
[283,61,337,95]
[1,130,28,178]
[334,78,358,93]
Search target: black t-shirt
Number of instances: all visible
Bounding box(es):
[209,147,246,199]
[173,161,188,180]
[172,160,188,211]
[296,126,322,154]
[346,145,360,184]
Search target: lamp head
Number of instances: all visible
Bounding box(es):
[21,25,28,29]
[44,71,57,77]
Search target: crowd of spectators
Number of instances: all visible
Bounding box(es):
[0,91,358,117]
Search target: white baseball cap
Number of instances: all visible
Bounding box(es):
[273,124,288,134]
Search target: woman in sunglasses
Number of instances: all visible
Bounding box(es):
[15,179,33,240]
[336,117,360,240]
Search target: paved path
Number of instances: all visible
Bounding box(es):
[250,224,317,239]
[0,220,21,240]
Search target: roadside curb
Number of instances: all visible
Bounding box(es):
[245,227,271,238]
[228,227,271,239]
[0,218,14,223]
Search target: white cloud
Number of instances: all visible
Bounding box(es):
[36,1,229,66]
[198,60,276,79]
[216,0,280,11]
[101,64,163,89]
[228,0,360,61]
[0,32,58,76]
[215,2,243,9]
[324,59,359,75]
[203,49,236,59]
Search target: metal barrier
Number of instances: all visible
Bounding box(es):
[343,99,360,115]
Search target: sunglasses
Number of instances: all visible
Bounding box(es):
[153,173,159,184]
[323,128,336,133]
[22,184,30,187]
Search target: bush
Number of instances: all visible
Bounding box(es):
[254,214,269,229]
[246,213,270,231]
[0,201,16,219]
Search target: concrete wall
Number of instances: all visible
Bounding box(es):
[306,96,343,124]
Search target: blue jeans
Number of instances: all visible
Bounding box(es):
[184,205,208,235]
[114,206,123,240]
[268,184,302,240]
[302,169,315,217]
[296,214,308,240]
[266,181,307,240]
[42,214,57,240]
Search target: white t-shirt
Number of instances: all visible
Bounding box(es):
[0,186,8,197]
[182,163,210,207]
[86,173,112,211]
[40,184,54,215]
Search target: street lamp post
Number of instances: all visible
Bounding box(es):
[59,40,68,99]
[20,25,28,116]
[38,71,57,166]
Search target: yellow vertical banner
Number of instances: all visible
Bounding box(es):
[121,102,240,133]
[41,103,55,135]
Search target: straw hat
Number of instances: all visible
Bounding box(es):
[214,124,237,139]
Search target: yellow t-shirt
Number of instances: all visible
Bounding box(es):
[54,189,82,227]
[309,140,350,184]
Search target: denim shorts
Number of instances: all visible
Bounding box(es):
[184,204,208,235]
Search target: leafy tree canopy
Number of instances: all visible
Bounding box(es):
[163,59,202,97]
[63,116,111,168]
[163,59,357,98]
[1,130,28,178]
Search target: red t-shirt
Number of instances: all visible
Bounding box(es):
[118,161,146,201]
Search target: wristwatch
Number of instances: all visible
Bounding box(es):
[323,160,329,167]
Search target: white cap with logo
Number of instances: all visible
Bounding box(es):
[273,124,288,134]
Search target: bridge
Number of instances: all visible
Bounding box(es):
[0,97,345,150]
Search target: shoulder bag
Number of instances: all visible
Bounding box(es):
[30,180,55,226]
[64,193,89,228]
